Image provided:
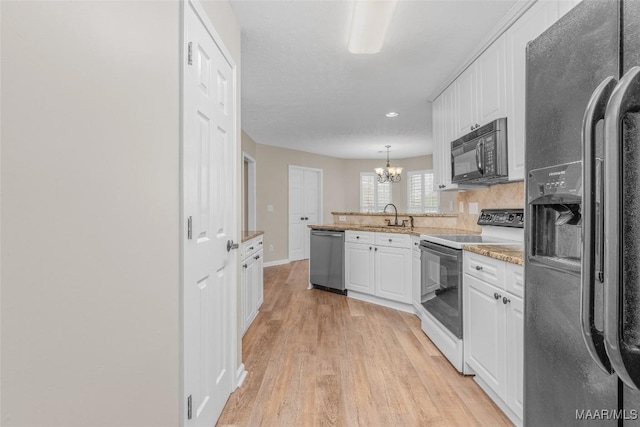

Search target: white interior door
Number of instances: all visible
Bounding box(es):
[183,2,236,426]
[288,166,321,261]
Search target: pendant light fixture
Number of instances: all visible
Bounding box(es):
[375,145,403,183]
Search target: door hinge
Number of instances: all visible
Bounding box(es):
[187,42,193,65]
[187,216,193,240]
[187,394,192,420]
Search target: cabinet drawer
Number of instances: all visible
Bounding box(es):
[345,230,374,244]
[464,251,506,288]
[375,232,410,248]
[242,236,263,260]
[506,263,524,299]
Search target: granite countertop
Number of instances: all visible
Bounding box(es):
[241,230,264,243]
[308,223,475,237]
[332,211,457,218]
[463,244,524,266]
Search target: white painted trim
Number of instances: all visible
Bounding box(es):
[429,0,538,101]
[347,290,416,315]
[235,363,248,389]
[242,152,257,231]
[288,165,324,261]
[263,259,290,268]
[181,1,239,425]
[187,0,237,69]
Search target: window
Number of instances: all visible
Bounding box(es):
[360,172,392,212]
[407,170,439,213]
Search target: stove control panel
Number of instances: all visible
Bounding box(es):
[477,209,524,228]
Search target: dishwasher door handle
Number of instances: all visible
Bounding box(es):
[311,232,344,237]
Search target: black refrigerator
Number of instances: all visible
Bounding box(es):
[525,0,640,426]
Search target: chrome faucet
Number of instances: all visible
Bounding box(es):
[383,203,399,226]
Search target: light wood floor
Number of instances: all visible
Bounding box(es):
[217,260,513,427]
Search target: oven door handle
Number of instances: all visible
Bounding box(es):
[421,246,460,262]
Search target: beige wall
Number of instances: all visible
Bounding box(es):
[247,138,456,263]
[254,142,346,262]
[241,130,257,160]
[1,1,241,426]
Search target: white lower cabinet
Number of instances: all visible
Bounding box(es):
[345,231,411,306]
[345,241,374,294]
[463,251,524,425]
[375,245,411,303]
[241,236,264,335]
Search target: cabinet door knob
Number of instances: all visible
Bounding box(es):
[475,123,480,129]
[475,265,483,271]
[375,248,378,251]
[470,126,474,131]
[494,292,501,300]
[243,264,248,269]
[503,297,511,305]
[388,239,392,242]
[304,217,309,220]
[249,246,254,250]
[356,236,360,239]
[254,254,260,260]
[369,247,372,250]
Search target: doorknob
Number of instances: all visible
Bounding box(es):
[300,217,305,220]
[227,240,239,252]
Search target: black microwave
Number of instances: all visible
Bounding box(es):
[451,118,508,184]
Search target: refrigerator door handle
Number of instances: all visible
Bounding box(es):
[603,66,640,390]
[581,76,617,374]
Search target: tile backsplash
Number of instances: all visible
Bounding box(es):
[456,181,525,232]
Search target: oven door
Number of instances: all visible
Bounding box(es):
[420,241,464,339]
[452,138,483,183]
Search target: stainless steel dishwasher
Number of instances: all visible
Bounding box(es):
[309,230,345,294]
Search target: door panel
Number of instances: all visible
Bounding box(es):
[525,1,619,425]
[289,167,321,261]
[184,2,235,425]
[345,243,374,294]
[476,34,507,125]
[288,167,304,261]
[465,275,505,395]
[375,246,410,303]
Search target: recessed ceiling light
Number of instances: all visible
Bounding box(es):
[386,112,399,118]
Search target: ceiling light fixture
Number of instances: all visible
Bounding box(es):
[347,0,399,54]
[386,111,398,118]
[375,145,403,183]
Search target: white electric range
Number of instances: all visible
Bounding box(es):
[417,209,524,372]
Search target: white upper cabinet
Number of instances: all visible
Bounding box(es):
[433,85,461,191]
[455,34,507,139]
[505,0,558,181]
[476,34,508,126]
[456,64,478,137]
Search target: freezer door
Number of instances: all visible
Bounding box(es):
[622,0,640,423]
[525,0,619,425]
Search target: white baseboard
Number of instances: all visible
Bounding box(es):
[235,363,247,389]
[263,259,290,268]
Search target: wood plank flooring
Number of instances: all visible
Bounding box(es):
[217,260,513,427]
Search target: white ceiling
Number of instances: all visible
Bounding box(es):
[231,0,519,160]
